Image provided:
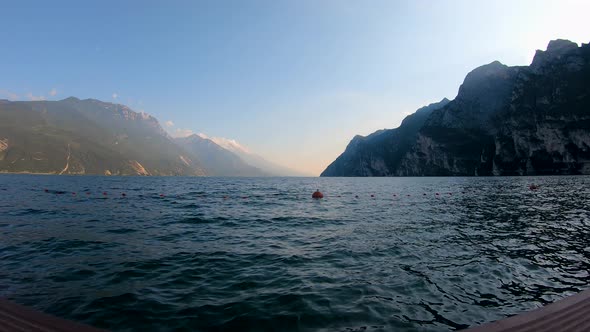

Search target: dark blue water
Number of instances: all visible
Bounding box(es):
[1,175,590,331]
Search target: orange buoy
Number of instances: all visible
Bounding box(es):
[312,190,323,199]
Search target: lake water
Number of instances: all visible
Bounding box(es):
[1,175,589,331]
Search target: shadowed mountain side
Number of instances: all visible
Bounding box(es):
[0,98,205,175]
[321,98,450,176]
[322,39,590,177]
[175,135,268,176]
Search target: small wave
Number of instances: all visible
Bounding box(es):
[2,175,590,331]
[14,208,58,216]
[28,238,118,255]
[105,228,137,234]
[162,215,222,225]
[50,268,97,282]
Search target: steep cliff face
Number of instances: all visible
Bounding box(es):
[397,39,590,176]
[395,61,521,176]
[320,98,450,176]
[322,39,590,177]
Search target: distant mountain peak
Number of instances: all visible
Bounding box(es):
[175,134,267,177]
[531,39,581,71]
[546,39,578,53]
[210,137,251,154]
[414,98,451,115]
[66,98,161,124]
[455,61,516,112]
[189,132,309,176]
[462,60,509,86]
[184,134,209,143]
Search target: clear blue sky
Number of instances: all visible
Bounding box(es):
[1,0,588,175]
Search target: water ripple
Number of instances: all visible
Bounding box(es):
[1,175,590,331]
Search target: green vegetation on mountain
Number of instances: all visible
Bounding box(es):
[0,98,205,175]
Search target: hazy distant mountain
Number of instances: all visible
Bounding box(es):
[175,134,268,176]
[204,135,311,176]
[322,39,590,176]
[0,98,205,175]
[236,152,311,177]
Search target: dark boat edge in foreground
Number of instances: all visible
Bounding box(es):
[2,288,590,331]
[0,298,106,332]
[463,287,590,331]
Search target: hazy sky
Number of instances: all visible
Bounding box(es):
[1,0,589,175]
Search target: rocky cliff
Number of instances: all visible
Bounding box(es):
[321,98,450,176]
[322,39,590,176]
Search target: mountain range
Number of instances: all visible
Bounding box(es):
[175,134,267,176]
[322,39,590,176]
[3,39,588,177]
[0,97,298,176]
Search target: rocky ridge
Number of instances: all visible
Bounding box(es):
[322,39,590,176]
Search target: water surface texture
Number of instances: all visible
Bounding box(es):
[1,175,589,331]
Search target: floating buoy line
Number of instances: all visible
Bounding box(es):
[35,186,540,201]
